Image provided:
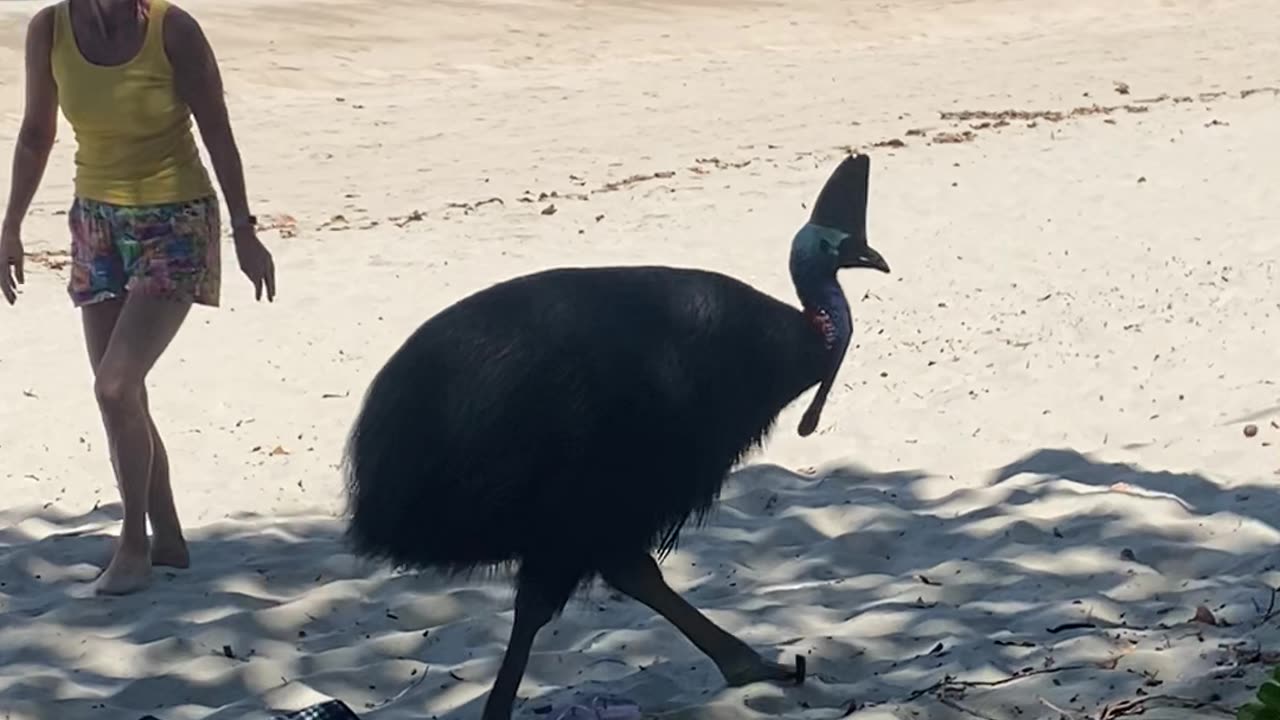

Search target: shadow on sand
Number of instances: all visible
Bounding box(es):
[1,446,1277,719]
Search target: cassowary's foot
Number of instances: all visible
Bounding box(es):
[719,651,805,686]
[602,554,807,689]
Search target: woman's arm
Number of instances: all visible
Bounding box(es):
[164,6,254,231]
[3,7,59,233]
[164,5,275,302]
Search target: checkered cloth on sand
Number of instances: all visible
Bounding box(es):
[139,699,360,720]
[274,700,361,720]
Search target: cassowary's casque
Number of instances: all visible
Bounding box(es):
[342,153,890,719]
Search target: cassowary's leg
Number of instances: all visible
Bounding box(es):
[481,566,577,720]
[602,553,802,686]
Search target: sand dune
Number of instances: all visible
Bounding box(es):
[2,0,1279,717]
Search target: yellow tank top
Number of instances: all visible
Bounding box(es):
[50,0,214,206]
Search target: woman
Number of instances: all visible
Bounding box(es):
[0,0,276,595]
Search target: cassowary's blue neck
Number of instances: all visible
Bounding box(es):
[788,223,854,436]
[789,223,853,345]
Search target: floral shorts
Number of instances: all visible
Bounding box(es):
[67,195,221,308]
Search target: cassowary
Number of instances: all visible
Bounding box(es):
[342,153,890,719]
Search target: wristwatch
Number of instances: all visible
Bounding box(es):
[231,214,258,231]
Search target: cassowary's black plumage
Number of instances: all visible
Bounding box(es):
[347,267,822,573]
[342,154,889,720]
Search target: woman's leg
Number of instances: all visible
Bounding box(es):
[141,397,189,569]
[91,293,192,595]
[82,300,190,570]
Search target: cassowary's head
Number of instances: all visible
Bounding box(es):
[789,153,890,437]
[799,152,890,275]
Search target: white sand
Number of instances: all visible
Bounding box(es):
[2,0,1280,717]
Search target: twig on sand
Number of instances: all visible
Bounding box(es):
[905,663,1093,702]
[1096,694,1235,719]
[1257,585,1278,626]
[363,662,432,711]
[938,696,1002,720]
[895,665,1236,720]
[1038,696,1084,719]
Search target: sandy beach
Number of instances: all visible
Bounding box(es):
[2,0,1280,717]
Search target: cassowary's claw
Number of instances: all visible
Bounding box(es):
[721,652,807,687]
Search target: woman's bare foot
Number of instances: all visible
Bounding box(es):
[94,543,153,596]
[150,534,190,569]
[99,534,190,570]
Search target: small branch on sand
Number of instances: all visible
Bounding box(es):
[366,662,432,710]
[1257,586,1278,626]
[938,696,1002,720]
[905,663,1094,702]
[1038,695,1084,719]
[891,663,1239,720]
[1096,694,1235,719]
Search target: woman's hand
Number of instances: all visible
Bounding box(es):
[2,8,57,307]
[166,8,274,303]
[233,226,276,302]
[0,223,24,305]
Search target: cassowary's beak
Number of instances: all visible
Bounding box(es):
[843,244,890,274]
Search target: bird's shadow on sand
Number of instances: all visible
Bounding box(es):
[1,446,1277,719]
